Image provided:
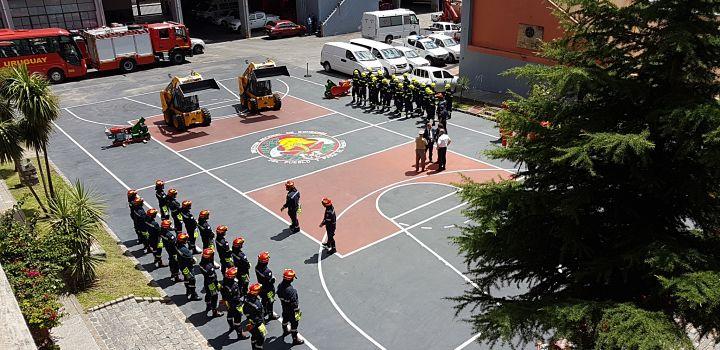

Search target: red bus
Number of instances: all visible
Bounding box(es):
[0,28,87,83]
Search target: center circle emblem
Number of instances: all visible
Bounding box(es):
[251,131,346,164]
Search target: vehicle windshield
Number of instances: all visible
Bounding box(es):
[402,50,418,58]
[442,38,458,47]
[355,50,376,61]
[381,48,402,59]
[423,40,438,49]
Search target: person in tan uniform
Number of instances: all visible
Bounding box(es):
[415,129,428,172]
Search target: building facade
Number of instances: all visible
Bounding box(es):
[459,0,632,96]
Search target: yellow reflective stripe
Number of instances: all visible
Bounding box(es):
[194,230,198,238]
[208,283,217,291]
[295,310,302,321]
[267,291,275,301]
[157,241,164,248]
[236,305,243,313]
[182,267,190,275]
[258,323,267,336]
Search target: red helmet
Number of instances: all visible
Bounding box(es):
[133,197,144,206]
[199,210,210,219]
[202,247,214,259]
[232,237,245,248]
[248,283,262,296]
[161,220,172,229]
[146,208,158,217]
[155,180,165,189]
[258,251,270,263]
[283,269,296,281]
[177,232,189,244]
[285,181,295,190]
[167,188,178,198]
[224,267,238,279]
[322,197,332,207]
[181,200,192,209]
[127,189,137,200]
[216,225,228,235]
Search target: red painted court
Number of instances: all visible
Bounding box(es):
[145,96,332,151]
[248,143,509,255]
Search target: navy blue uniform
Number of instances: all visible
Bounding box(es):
[145,216,163,265]
[156,189,169,220]
[321,205,337,251]
[168,197,182,232]
[232,247,251,295]
[177,245,199,299]
[197,218,214,250]
[277,280,302,341]
[255,263,276,320]
[160,227,179,279]
[221,276,244,335]
[215,235,233,275]
[243,295,266,350]
[282,188,301,232]
[132,205,149,248]
[199,257,221,314]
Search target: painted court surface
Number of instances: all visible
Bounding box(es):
[50,59,520,350]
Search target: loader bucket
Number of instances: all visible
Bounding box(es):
[253,66,290,79]
[179,79,220,95]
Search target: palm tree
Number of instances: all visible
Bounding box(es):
[48,180,105,290]
[0,65,60,199]
[0,93,46,213]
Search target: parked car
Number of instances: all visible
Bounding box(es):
[229,11,280,32]
[349,38,410,75]
[191,38,206,55]
[321,42,383,76]
[195,0,237,20]
[211,9,235,25]
[392,35,449,66]
[428,34,460,63]
[214,10,238,26]
[420,21,461,37]
[265,20,306,38]
[408,66,457,90]
[395,46,430,70]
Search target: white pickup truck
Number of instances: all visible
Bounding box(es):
[420,22,461,37]
[392,35,449,66]
[227,11,280,32]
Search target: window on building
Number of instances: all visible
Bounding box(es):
[8,0,97,30]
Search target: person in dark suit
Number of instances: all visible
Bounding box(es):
[423,122,438,163]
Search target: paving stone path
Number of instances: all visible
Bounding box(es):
[88,296,210,350]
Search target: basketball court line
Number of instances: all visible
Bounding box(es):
[447,121,498,138]
[124,97,161,109]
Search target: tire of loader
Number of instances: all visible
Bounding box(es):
[272,93,282,111]
[174,115,187,131]
[201,108,211,126]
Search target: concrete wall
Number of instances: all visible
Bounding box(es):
[320,0,377,37]
[0,263,36,350]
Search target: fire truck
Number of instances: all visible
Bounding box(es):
[76,22,194,73]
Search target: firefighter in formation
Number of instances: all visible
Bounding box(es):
[349,69,455,121]
[125,181,313,348]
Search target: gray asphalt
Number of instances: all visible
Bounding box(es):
[48,33,525,349]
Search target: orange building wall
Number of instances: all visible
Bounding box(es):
[468,0,566,64]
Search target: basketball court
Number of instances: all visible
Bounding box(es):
[50,57,519,350]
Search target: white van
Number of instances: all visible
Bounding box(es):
[361,9,420,44]
[321,42,383,76]
[349,38,410,75]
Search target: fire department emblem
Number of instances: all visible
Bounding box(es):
[252,131,346,164]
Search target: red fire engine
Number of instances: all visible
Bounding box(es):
[76,22,194,73]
